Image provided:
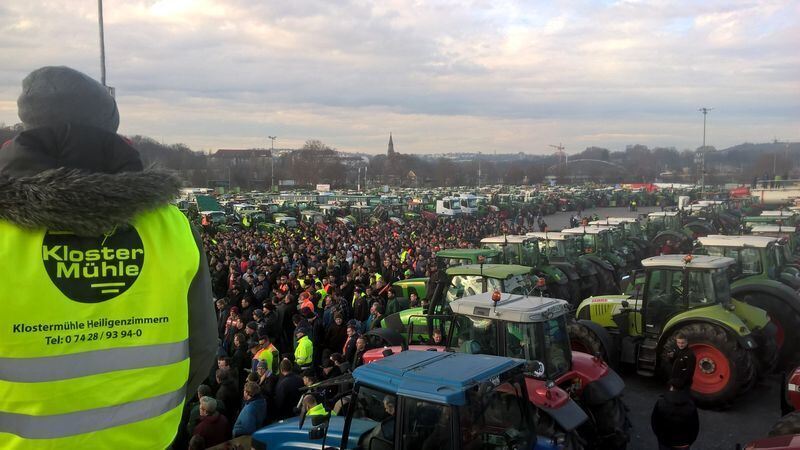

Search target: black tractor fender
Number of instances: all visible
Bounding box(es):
[653,230,689,244]
[576,319,618,366]
[540,398,589,432]
[582,255,614,272]
[683,220,715,235]
[364,328,408,351]
[580,368,626,406]
[732,282,800,317]
[551,261,581,282]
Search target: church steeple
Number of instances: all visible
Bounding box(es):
[387,133,395,157]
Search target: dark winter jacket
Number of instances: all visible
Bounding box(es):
[193,412,231,448]
[324,323,348,354]
[274,373,304,420]
[671,346,696,389]
[0,124,216,398]
[651,389,700,447]
[216,378,241,421]
[233,394,267,437]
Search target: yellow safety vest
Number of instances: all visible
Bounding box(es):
[295,335,313,367]
[307,402,336,417]
[0,206,197,450]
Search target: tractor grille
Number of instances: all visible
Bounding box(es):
[591,303,615,318]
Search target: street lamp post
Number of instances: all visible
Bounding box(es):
[98,0,107,87]
[268,136,276,191]
[698,107,713,198]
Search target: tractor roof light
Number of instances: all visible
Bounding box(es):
[683,254,693,264]
[491,289,502,304]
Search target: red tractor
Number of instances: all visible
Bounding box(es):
[364,291,630,450]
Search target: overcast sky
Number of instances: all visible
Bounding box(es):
[0,1,797,155]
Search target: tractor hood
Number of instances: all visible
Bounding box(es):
[251,416,377,450]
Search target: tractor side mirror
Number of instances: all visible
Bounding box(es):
[308,422,328,440]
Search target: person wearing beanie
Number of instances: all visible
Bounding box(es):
[0,66,216,449]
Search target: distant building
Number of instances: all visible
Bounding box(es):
[387,133,395,158]
[211,149,272,165]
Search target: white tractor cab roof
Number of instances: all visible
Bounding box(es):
[449,291,570,323]
[480,235,534,245]
[761,210,797,217]
[698,235,778,248]
[526,232,568,241]
[589,217,638,226]
[641,254,735,270]
[648,211,680,218]
[751,225,796,234]
[560,226,614,235]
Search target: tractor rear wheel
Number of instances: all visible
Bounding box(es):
[743,294,799,368]
[660,323,755,407]
[595,267,619,295]
[581,396,631,450]
[770,411,800,437]
[567,321,614,367]
[582,275,600,298]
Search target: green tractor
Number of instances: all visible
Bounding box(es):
[743,210,799,230]
[479,235,577,304]
[560,226,631,284]
[644,211,715,253]
[527,231,612,298]
[384,264,541,340]
[571,254,777,407]
[589,217,655,260]
[696,235,800,365]
[751,225,800,257]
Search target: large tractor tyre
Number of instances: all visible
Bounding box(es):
[751,322,779,376]
[567,321,615,367]
[742,294,799,368]
[549,282,573,304]
[651,232,691,254]
[595,267,619,295]
[769,411,800,437]
[660,323,755,408]
[582,275,601,299]
[582,396,631,450]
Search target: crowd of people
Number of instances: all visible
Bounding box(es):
[177,213,529,448]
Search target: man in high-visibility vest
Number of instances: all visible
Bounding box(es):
[294,327,314,369]
[0,66,217,449]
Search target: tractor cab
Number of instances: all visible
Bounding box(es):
[589,217,652,259]
[697,235,798,286]
[447,292,574,380]
[561,226,629,274]
[645,211,682,239]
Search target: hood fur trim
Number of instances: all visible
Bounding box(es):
[0,168,182,235]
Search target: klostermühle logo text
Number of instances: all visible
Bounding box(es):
[42,228,145,303]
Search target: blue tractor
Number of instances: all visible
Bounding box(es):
[252,350,577,450]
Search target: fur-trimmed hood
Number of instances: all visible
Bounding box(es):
[0,168,181,235]
[0,124,182,235]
